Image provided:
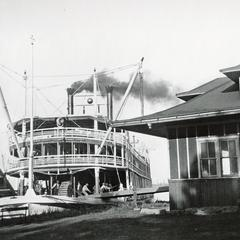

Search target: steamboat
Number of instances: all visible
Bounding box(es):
[4,62,152,197]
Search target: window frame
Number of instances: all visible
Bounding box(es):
[198,139,218,178]
[198,136,240,178]
[219,138,239,176]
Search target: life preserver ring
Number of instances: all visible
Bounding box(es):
[56,117,65,127]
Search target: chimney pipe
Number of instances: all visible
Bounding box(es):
[106,86,113,120]
[67,88,74,115]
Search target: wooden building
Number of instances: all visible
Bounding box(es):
[113,64,240,210]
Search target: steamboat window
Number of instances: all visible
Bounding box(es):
[100,146,106,155]
[199,141,217,177]
[116,146,122,157]
[107,145,113,155]
[33,144,42,156]
[90,144,95,154]
[60,142,72,155]
[74,143,87,154]
[44,143,57,155]
[13,148,19,158]
[220,139,238,175]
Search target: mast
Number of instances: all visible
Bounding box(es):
[22,71,27,138]
[25,35,35,196]
[93,68,100,194]
[93,68,98,130]
[19,71,28,195]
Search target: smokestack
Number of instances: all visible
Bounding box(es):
[106,86,113,120]
[67,88,74,115]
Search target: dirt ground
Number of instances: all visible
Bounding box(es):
[1,208,240,240]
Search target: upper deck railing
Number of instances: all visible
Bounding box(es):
[12,127,125,145]
[10,127,150,165]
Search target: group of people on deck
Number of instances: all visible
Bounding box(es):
[36,179,124,197]
[76,182,124,196]
[77,182,91,196]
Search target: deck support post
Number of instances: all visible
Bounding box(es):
[50,175,53,195]
[114,128,117,166]
[19,171,25,195]
[73,175,76,197]
[125,169,130,189]
[121,130,124,166]
[94,167,100,194]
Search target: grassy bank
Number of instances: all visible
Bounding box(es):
[1,205,240,240]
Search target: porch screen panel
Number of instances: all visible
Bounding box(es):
[179,138,188,179]
[188,137,198,178]
[169,139,178,179]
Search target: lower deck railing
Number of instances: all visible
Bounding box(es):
[7,154,150,178]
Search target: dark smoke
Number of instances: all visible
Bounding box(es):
[71,71,180,103]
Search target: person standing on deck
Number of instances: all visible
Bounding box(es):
[52,180,60,195]
[77,181,82,197]
[82,183,91,196]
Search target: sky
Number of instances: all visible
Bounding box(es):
[1,0,240,184]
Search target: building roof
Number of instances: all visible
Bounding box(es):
[220,64,240,83]
[176,77,229,101]
[113,75,240,137]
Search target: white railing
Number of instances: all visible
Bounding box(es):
[13,127,126,145]
[7,154,124,170]
[6,154,150,178]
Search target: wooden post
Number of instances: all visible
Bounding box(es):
[94,167,100,194]
[125,169,129,189]
[114,128,117,166]
[50,175,53,195]
[73,175,76,197]
[19,171,25,195]
[121,130,124,166]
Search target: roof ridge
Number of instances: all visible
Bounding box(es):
[155,78,232,117]
[176,77,226,97]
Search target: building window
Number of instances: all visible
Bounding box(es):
[200,141,217,177]
[220,139,238,175]
[198,137,239,178]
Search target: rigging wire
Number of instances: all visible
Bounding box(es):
[34,63,137,79]
[35,90,48,116]
[0,66,25,88]
[0,61,139,126]
[35,87,64,115]
[0,64,23,77]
